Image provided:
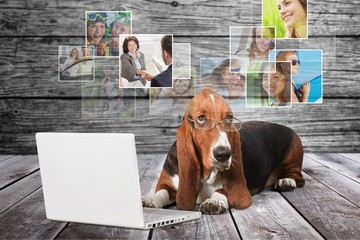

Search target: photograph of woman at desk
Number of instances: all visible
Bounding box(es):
[119,34,173,88]
[120,36,147,86]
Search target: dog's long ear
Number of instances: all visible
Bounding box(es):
[222,130,252,209]
[175,112,201,210]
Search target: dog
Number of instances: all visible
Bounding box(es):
[142,88,304,214]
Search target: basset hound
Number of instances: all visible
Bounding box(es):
[142,88,305,214]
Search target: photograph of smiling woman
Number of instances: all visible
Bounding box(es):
[277,0,307,38]
[262,0,308,39]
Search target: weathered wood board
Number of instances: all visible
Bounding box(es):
[0,0,359,154]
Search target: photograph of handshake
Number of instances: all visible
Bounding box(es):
[141,71,154,81]
[135,69,153,81]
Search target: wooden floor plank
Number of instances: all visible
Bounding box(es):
[0,170,42,214]
[56,222,149,240]
[152,211,240,240]
[231,191,322,239]
[144,154,240,239]
[307,153,360,183]
[338,153,360,163]
[138,154,166,196]
[0,188,67,239]
[303,155,360,208]
[0,155,15,162]
[0,155,39,189]
[0,0,359,36]
[281,172,360,239]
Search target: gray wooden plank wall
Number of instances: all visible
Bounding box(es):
[0,0,359,154]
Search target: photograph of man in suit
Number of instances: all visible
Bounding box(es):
[143,35,173,87]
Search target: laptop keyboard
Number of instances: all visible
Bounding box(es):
[143,208,189,226]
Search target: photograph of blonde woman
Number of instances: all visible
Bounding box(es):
[59,47,80,77]
[263,0,308,39]
[230,26,275,74]
[248,27,276,62]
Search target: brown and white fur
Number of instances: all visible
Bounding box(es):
[142,88,304,214]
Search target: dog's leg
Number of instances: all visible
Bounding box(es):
[274,135,305,191]
[142,167,178,208]
[274,178,297,191]
[142,189,175,208]
[200,190,229,215]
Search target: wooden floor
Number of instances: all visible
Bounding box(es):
[0,153,359,239]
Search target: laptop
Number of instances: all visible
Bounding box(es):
[35,133,201,229]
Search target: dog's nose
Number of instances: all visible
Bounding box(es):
[213,146,232,162]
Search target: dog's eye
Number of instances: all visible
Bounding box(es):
[224,115,233,124]
[196,116,206,126]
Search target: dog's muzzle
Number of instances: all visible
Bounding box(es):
[213,146,232,171]
[213,146,232,162]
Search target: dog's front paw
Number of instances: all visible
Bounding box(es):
[200,199,227,215]
[274,178,297,191]
[142,196,162,208]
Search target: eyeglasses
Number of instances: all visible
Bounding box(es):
[291,59,300,66]
[87,12,108,21]
[186,115,243,132]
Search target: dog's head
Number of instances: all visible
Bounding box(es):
[183,88,238,175]
[175,88,252,210]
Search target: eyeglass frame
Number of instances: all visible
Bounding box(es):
[185,116,243,132]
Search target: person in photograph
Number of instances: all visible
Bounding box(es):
[120,36,147,85]
[108,12,132,56]
[86,12,108,56]
[233,27,274,65]
[151,78,193,114]
[142,35,173,88]
[264,62,291,106]
[101,66,122,114]
[276,0,308,38]
[201,59,245,112]
[77,46,93,76]
[248,27,275,62]
[60,48,80,77]
[276,50,310,102]
[204,59,245,99]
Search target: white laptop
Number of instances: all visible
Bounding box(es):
[36,133,201,229]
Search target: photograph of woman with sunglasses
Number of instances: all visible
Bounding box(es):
[276,50,310,103]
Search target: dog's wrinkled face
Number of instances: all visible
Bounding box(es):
[185,89,235,178]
